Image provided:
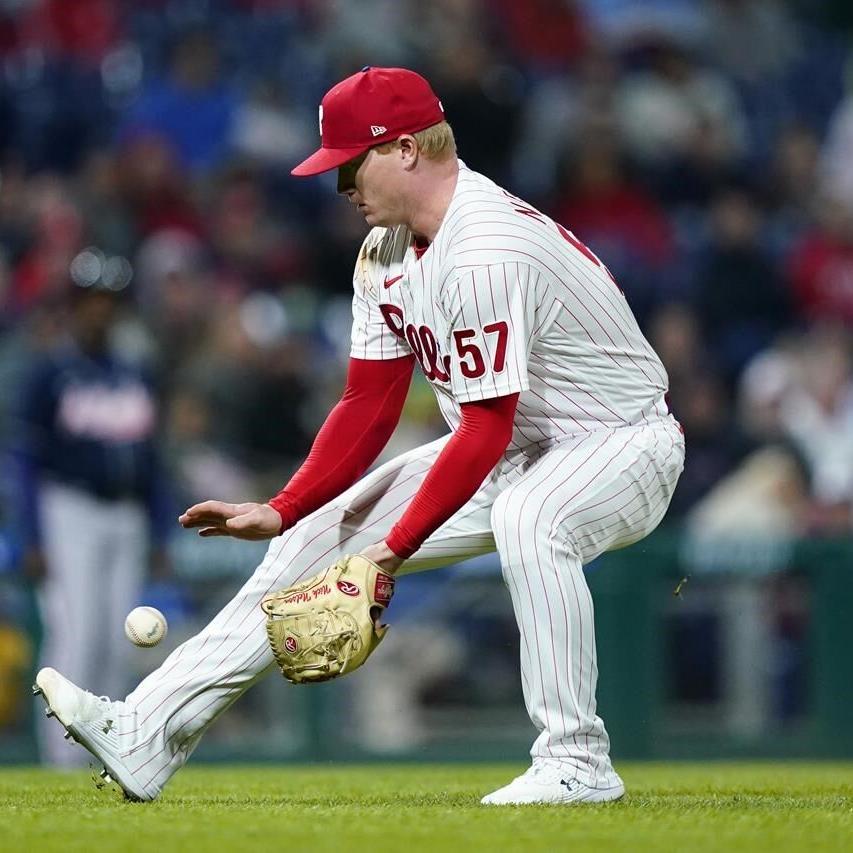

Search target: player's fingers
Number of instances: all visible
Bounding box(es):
[182,516,227,528]
[225,512,256,531]
[225,510,278,540]
[179,501,236,526]
[198,526,230,537]
[224,514,266,537]
[184,499,236,517]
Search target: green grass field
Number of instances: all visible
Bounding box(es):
[2,763,853,852]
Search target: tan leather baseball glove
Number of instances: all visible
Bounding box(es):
[261,554,395,684]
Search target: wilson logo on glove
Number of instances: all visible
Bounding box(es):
[337,580,360,597]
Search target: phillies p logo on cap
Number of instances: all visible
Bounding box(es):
[291,67,445,177]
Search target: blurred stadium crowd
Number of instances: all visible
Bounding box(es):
[1,0,853,752]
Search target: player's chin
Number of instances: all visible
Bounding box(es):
[362,209,396,228]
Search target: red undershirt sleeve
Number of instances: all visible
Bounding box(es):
[385,392,519,559]
[268,355,415,533]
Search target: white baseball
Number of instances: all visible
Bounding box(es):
[125,606,167,647]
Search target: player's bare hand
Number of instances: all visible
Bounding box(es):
[360,540,405,574]
[178,501,282,540]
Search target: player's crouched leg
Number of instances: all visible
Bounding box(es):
[111,518,354,797]
[487,457,624,803]
[107,446,445,798]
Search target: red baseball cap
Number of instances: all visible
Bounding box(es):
[291,66,445,177]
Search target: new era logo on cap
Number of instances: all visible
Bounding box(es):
[291,67,446,176]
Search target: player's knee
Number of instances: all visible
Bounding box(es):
[490,487,545,548]
[489,489,512,544]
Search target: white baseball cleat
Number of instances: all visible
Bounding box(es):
[33,667,157,802]
[481,759,625,805]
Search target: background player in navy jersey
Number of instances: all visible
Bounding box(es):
[13,280,169,766]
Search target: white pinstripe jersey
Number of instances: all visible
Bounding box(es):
[350,161,670,449]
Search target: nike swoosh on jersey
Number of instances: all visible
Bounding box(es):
[383,274,404,289]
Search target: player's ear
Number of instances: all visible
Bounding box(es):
[398,135,419,171]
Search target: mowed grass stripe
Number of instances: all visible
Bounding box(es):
[1,763,852,853]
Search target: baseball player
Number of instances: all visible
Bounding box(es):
[34,67,684,805]
[13,281,169,766]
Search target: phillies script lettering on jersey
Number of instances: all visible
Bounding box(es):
[351,162,669,449]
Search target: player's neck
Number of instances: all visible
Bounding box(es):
[405,157,459,243]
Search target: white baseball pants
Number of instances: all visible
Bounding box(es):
[117,418,684,796]
[37,482,148,766]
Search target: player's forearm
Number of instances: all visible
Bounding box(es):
[268,399,398,530]
[385,393,519,559]
[268,355,415,532]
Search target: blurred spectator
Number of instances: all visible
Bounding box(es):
[9,280,170,765]
[163,385,256,506]
[775,328,853,533]
[121,28,238,174]
[489,0,588,75]
[762,125,821,250]
[175,299,312,479]
[787,197,853,326]
[512,46,621,200]
[431,42,524,184]
[578,0,707,46]
[819,82,853,211]
[322,0,421,68]
[76,149,138,258]
[231,80,315,169]
[705,0,800,84]
[648,303,748,515]
[693,189,789,384]
[666,370,748,517]
[21,0,123,67]
[8,176,84,312]
[738,328,853,534]
[133,229,211,374]
[208,166,308,294]
[116,134,203,238]
[551,134,676,321]
[616,39,748,173]
[0,162,41,307]
[312,198,379,296]
[686,444,808,539]
[738,340,799,444]
[648,302,706,403]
